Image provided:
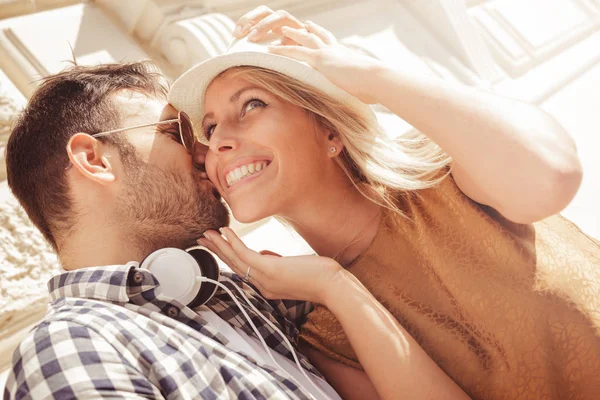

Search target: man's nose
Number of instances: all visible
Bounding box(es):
[192,142,209,166]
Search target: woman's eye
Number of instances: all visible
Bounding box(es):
[204,124,216,139]
[243,98,267,115]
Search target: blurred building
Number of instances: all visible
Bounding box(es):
[1,0,599,387]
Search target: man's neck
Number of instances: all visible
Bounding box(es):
[283,180,381,266]
[59,223,145,270]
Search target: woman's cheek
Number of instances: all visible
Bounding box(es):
[205,154,220,188]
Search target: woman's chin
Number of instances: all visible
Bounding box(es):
[232,208,270,224]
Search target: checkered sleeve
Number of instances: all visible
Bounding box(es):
[267,299,314,330]
[3,321,164,400]
[222,272,314,330]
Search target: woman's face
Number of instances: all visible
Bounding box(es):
[203,73,332,223]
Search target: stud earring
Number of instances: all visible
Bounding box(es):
[329,146,337,153]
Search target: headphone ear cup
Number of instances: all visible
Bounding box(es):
[186,247,220,308]
[140,247,219,308]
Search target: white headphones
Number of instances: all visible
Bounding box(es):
[140,246,220,307]
[139,246,330,399]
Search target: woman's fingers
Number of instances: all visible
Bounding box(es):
[219,228,282,282]
[201,230,248,276]
[279,26,324,49]
[203,229,269,284]
[246,10,305,42]
[268,44,314,65]
[259,250,282,257]
[304,20,337,45]
[196,237,224,263]
[233,5,274,37]
[219,228,266,269]
[199,232,282,298]
[280,37,299,46]
[197,236,242,276]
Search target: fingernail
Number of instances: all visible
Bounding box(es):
[219,227,225,235]
[233,25,243,36]
[202,232,212,242]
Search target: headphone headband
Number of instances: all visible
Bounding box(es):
[141,247,220,307]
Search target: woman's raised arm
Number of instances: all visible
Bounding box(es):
[357,63,582,224]
[240,11,583,224]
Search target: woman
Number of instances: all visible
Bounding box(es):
[169,9,600,400]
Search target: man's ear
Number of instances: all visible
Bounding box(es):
[326,131,344,158]
[66,133,116,184]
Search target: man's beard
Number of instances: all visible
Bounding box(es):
[115,156,229,255]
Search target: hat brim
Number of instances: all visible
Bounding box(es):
[168,50,376,144]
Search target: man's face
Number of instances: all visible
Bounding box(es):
[110,91,229,251]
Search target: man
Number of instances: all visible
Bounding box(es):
[3,61,339,399]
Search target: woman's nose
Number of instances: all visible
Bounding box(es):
[209,131,239,154]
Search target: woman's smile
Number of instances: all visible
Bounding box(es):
[221,157,272,191]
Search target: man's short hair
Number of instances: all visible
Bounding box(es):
[6,61,168,251]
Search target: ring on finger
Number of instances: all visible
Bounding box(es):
[244,265,251,281]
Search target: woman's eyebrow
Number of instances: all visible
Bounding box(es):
[229,85,262,103]
[203,85,264,124]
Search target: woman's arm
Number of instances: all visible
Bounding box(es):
[364,65,582,223]
[199,228,470,400]
[300,343,380,400]
[239,10,583,224]
[320,268,469,400]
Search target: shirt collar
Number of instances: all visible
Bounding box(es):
[48,263,152,303]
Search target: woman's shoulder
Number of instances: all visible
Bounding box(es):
[383,168,539,247]
[387,169,478,219]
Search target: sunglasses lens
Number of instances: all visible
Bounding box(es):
[179,112,195,150]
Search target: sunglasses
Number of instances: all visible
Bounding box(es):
[92,111,196,152]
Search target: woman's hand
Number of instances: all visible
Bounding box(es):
[268,22,383,104]
[232,7,382,104]
[197,227,342,304]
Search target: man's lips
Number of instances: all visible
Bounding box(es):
[198,177,222,199]
[193,163,208,180]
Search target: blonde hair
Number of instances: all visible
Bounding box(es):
[221,66,452,217]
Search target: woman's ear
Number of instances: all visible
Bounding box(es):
[66,133,116,185]
[326,131,344,158]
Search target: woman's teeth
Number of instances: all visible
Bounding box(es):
[226,161,268,187]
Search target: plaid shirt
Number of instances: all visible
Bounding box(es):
[3,263,323,400]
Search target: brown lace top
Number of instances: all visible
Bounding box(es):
[299,174,600,400]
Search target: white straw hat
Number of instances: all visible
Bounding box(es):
[168,33,377,144]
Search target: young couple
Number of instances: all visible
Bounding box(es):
[5,6,600,400]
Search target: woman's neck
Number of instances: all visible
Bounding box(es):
[282,181,382,266]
